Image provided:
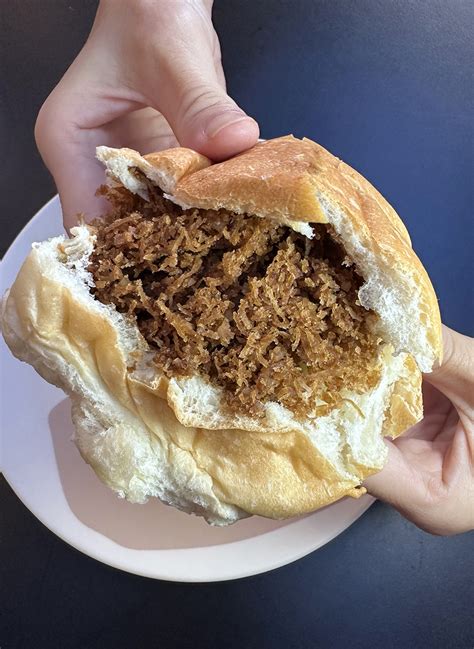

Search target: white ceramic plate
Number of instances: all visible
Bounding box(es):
[0,197,374,582]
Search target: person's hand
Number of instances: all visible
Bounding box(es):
[365,325,474,535]
[35,0,259,229]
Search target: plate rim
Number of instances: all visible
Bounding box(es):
[1,469,374,583]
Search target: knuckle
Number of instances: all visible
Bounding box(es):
[179,83,236,124]
[180,84,215,117]
[34,91,76,159]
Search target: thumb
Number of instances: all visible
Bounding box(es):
[177,86,259,161]
[153,49,259,161]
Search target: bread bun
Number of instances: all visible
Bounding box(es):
[1,136,441,524]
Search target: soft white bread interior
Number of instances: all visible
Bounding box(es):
[1,136,442,524]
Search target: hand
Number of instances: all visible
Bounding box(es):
[35,0,259,229]
[365,325,474,535]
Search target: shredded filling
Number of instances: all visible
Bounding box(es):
[88,181,381,418]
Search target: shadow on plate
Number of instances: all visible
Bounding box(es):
[49,399,294,550]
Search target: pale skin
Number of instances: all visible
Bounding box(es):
[35,0,474,535]
[365,326,473,536]
[35,0,259,228]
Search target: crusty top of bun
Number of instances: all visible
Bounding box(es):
[97,135,442,372]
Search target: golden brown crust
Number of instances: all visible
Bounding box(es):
[96,145,211,196]
[178,427,358,517]
[143,148,211,185]
[173,136,330,223]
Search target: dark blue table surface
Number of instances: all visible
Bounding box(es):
[1,2,473,648]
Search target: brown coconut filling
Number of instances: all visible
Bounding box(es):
[88,180,382,418]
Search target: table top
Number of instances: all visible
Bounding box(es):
[1,2,473,648]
